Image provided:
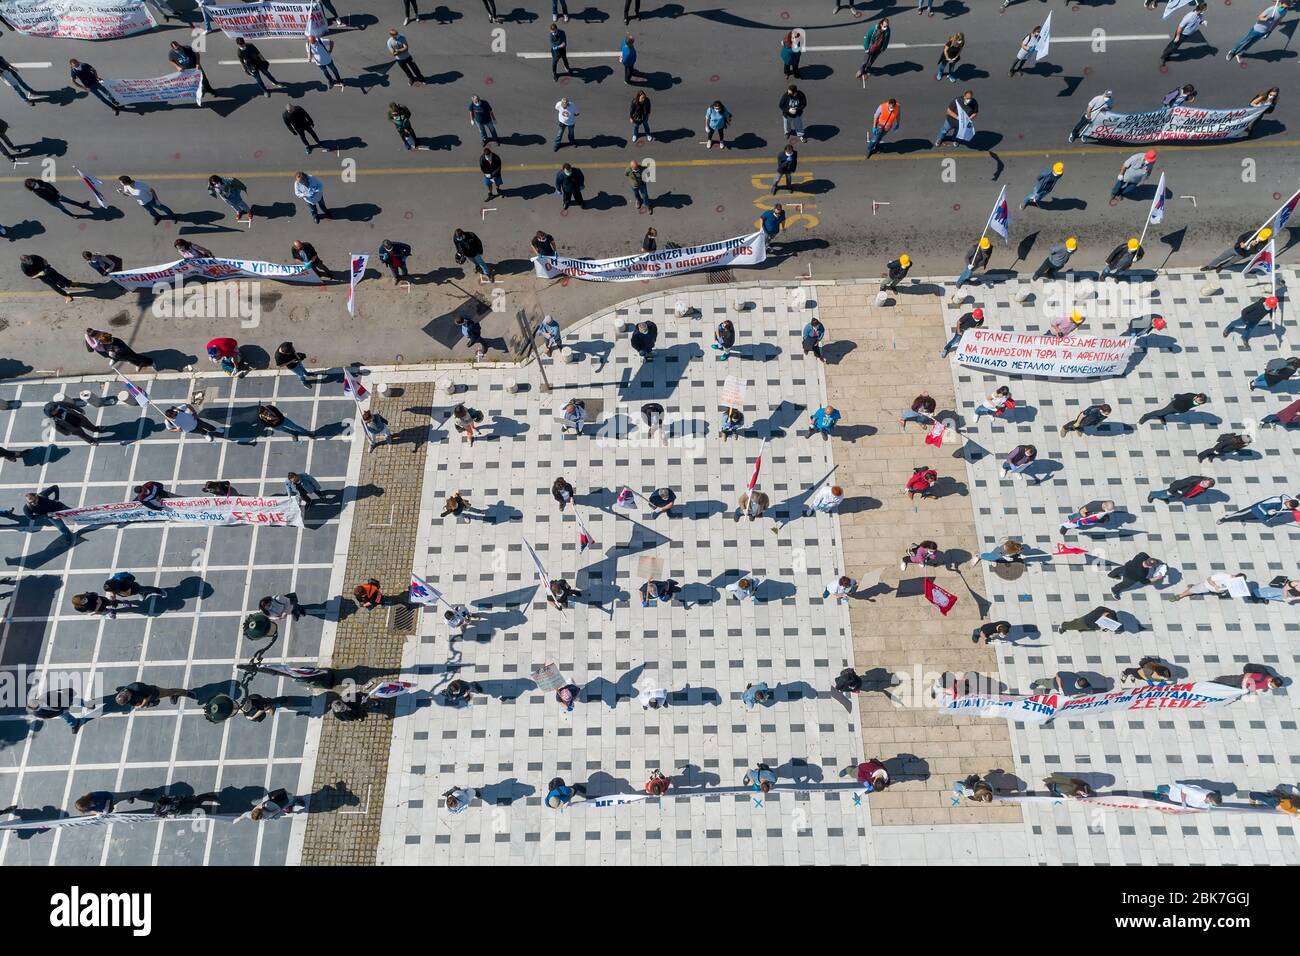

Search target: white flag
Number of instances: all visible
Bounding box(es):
[347,253,368,316]
[1035,11,1052,58]
[955,101,975,143]
[522,538,553,592]
[113,368,151,408]
[987,185,1010,242]
[1163,0,1194,18]
[408,573,441,606]
[341,366,369,406]
[1147,172,1167,226]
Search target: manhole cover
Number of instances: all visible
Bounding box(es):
[991,562,1027,582]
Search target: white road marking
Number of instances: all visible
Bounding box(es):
[516,35,1168,58]
[12,62,52,69]
[217,58,312,65]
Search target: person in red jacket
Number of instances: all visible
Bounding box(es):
[905,467,938,500]
[857,759,890,792]
[206,336,251,376]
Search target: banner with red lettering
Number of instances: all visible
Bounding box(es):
[55,496,304,528]
[1078,104,1269,145]
[202,1,326,38]
[0,0,156,39]
[101,69,204,106]
[533,230,766,282]
[955,329,1135,378]
[942,681,1250,725]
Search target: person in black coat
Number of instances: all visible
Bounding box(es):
[630,320,658,360]
[378,239,412,282]
[772,145,798,194]
[1138,392,1208,426]
[282,104,323,153]
[554,163,586,210]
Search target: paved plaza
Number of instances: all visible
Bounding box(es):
[0,371,354,864]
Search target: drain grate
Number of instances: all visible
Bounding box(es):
[705,269,735,284]
[388,603,419,635]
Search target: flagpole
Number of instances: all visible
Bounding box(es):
[1250,185,1300,244]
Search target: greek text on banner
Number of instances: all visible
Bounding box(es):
[0,0,155,39]
[1078,104,1269,145]
[941,681,1249,725]
[109,257,323,290]
[202,1,326,38]
[101,69,203,106]
[954,329,1134,378]
[55,496,305,529]
[533,230,767,283]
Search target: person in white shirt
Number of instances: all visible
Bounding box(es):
[554,97,579,150]
[824,575,856,604]
[1156,782,1222,809]
[387,29,424,85]
[306,35,343,87]
[163,403,225,441]
[804,483,844,516]
[726,575,762,602]
[117,175,174,225]
[638,687,669,710]
[444,787,478,813]
[293,172,330,223]
[1170,571,1246,601]
[241,788,305,821]
[1068,89,1112,143]
[444,603,478,632]
[1161,2,1208,65]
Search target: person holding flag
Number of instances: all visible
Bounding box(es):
[1101,238,1144,280]
[1206,226,1272,271]
[341,366,370,406]
[988,185,1010,242]
[1022,163,1064,209]
[934,89,977,147]
[1110,150,1156,203]
[956,236,992,288]
[1161,2,1208,65]
[1243,237,1276,283]
[1008,25,1042,76]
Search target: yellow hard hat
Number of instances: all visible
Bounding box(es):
[1052,162,1064,176]
[1065,237,1078,251]
[1127,238,1140,251]
[1259,227,1273,240]
[979,236,991,250]
[1070,310,1084,324]
[899,254,911,268]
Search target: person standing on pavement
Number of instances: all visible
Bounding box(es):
[550,23,572,80]
[306,34,343,88]
[629,90,653,143]
[935,89,977,147]
[168,39,215,97]
[1033,237,1076,280]
[469,95,498,144]
[955,236,992,288]
[20,254,76,302]
[705,100,732,149]
[275,341,314,388]
[1060,403,1111,437]
[294,172,330,224]
[208,174,253,222]
[286,471,325,506]
[453,228,493,282]
[236,37,281,97]
[856,18,891,82]
[531,231,557,260]
[1162,3,1208,65]
[480,146,503,200]
[1100,238,1144,280]
[378,238,413,283]
[25,179,92,218]
[620,35,638,84]
[291,239,333,280]
[69,59,121,114]
[1023,162,1064,208]
[1109,552,1168,598]
[163,403,225,442]
[631,320,658,360]
[935,32,964,82]
[387,29,424,85]
[779,84,808,143]
[867,98,900,158]
[881,252,911,292]
[808,405,841,439]
[258,403,314,442]
[1068,89,1112,143]
[0,54,39,106]
[940,306,983,357]
[772,145,798,194]
[554,163,586,210]
[802,316,827,360]
[284,104,324,155]
[761,204,786,248]
[117,176,174,226]
[1110,150,1156,202]
[554,96,578,150]
[388,102,418,150]
[627,160,652,213]
[1226,1,1291,63]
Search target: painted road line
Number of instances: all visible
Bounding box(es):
[12,62,52,69]
[5,137,1293,185]
[805,35,1167,51]
[218,58,317,65]
[517,51,623,59]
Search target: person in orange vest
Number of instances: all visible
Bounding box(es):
[867,97,900,158]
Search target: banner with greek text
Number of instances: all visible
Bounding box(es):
[954,329,1135,378]
[110,257,322,290]
[202,1,325,38]
[55,496,305,529]
[992,794,1270,815]
[1078,104,1269,145]
[101,69,203,106]
[0,0,155,39]
[533,230,766,283]
[942,681,1250,725]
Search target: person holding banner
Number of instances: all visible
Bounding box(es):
[168,40,215,97]
[545,778,585,810]
[291,239,334,281]
[69,60,121,116]
[1067,89,1112,143]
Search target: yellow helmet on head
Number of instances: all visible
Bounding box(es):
[899,254,911,268]
[1052,162,1064,176]
[1127,238,1140,251]
[1065,236,1078,252]
[1259,227,1273,241]
[979,236,991,250]
[1070,310,1084,324]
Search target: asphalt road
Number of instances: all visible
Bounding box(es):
[0,0,1297,368]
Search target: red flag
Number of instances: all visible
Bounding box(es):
[923,577,957,616]
[1055,543,1088,555]
[747,440,767,493]
[924,420,946,448]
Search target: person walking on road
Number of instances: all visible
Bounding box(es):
[306,34,343,88]
[627,160,653,213]
[20,254,75,303]
[629,90,653,143]
[620,35,638,84]
[554,97,578,150]
[0,54,39,106]
[772,145,798,194]
[1162,3,1208,65]
[867,97,900,158]
[554,163,586,210]
[760,204,786,248]
[236,37,281,97]
[1226,1,1291,63]
[283,104,324,154]
[480,146,503,200]
[69,59,121,115]
[856,18,891,82]
[85,328,151,368]
[469,95,499,144]
[1068,89,1112,143]
[1023,162,1064,208]
[294,172,330,224]
[780,31,803,79]
[779,84,808,143]
[208,174,253,222]
[117,176,173,225]
[387,29,423,85]
[388,102,418,150]
[550,23,572,80]
[1110,150,1156,203]
[1033,237,1076,280]
[25,179,92,217]
[705,100,732,149]
[292,239,333,280]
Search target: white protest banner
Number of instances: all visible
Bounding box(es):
[1078,104,1270,145]
[202,1,325,38]
[942,681,1250,725]
[110,257,322,290]
[574,794,649,809]
[0,811,237,831]
[55,496,304,529]
[533,231,766,283]
[0,0,155,39]
[1163,0,1194,18]
[954,100,975,143]
[408,573,441,606]
[347,253,368,315]
[531,662,567,692]
[101,69,203,106]
[954,329,1135,378]
[995,794,1225,815]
